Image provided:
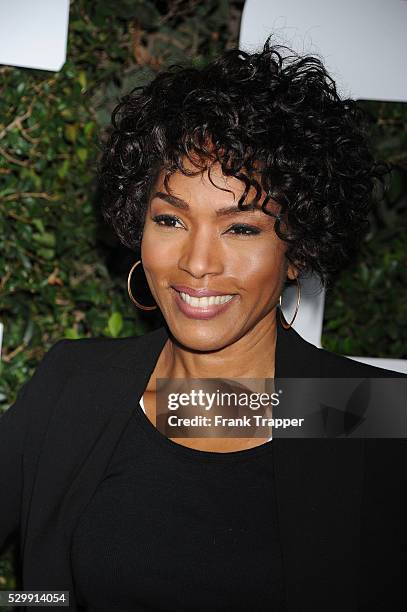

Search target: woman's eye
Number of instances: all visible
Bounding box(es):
[227,224,261,236]
[152,216,260,236]
[152,214,183,228]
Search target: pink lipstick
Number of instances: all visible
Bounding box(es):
[171,287,239,320]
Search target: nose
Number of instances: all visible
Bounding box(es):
[177,226,224,278]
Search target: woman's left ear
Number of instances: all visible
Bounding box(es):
[286,265,298,282]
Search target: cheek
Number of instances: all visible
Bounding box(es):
[141,226,175,272]
[238,242,286,286]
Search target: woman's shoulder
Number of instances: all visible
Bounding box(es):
[287,325,406,379]
[49,325,168,373]
[316,342,407,379]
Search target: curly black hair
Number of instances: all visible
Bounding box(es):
[99,36,388,287]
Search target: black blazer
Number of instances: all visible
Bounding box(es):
[1,316,406,611]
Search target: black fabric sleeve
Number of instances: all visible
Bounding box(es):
[0,339,69,553]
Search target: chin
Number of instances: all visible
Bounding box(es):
[168,320,237,353]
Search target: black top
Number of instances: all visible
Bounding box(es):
[2,314,406,611]
[70,398,286,612]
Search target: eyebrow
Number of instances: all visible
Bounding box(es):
[152,191,259,217]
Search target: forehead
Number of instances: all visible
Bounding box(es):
[153,159,264,206]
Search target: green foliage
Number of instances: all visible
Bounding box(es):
[322,100,407,358]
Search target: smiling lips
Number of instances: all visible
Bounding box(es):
[171,286,238,319]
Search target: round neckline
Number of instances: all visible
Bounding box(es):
[132,395,273,463]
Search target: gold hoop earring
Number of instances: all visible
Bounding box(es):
[127,260,157,311]
[279,277,301,330]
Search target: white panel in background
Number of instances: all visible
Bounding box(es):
[0,0,69,71]
[240,0,407,102]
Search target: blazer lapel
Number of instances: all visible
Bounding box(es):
[23,320,363,612]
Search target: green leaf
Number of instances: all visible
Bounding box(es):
[32,232,56,248]
[58,159,70,179]
[32,219,45,234]
[64,328,81,339]
[60,108,74,120]
[64,124,78,143]
[37,248,55,260]
[108,311,123,338]
[77,148,88,163]
[84,122,95,139]
[78,70,87,91]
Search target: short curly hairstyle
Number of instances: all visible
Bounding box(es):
[99,36,387,287]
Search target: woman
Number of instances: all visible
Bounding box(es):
[1,37,406,612]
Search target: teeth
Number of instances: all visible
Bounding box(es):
[179,292,234,307]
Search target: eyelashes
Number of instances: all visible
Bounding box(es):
[229,224,261,236]
[151,214,262,236]
[151,214,180,228]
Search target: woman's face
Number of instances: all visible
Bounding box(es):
[141,159,297,351]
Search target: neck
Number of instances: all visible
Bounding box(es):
[158,308,278,381]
